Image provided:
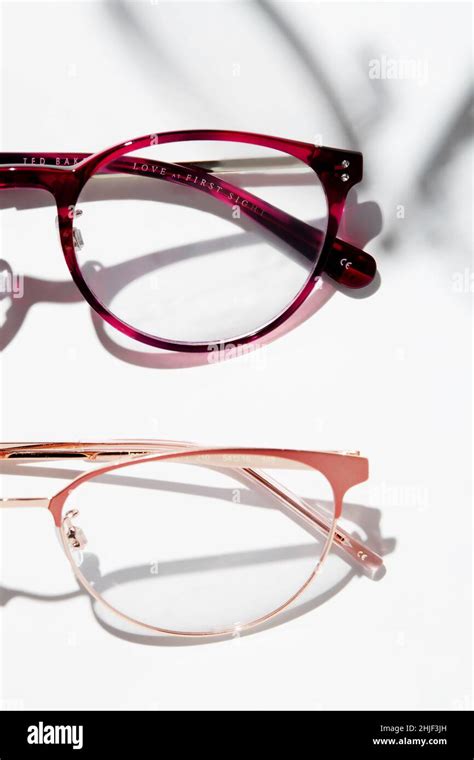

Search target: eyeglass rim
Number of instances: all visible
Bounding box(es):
[51,445,366,638]
[54,446,353,638]
[0,130,369,352]
[67,131,361,351]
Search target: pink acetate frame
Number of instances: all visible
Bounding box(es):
[0,131,377,352]
[0,440,383,637]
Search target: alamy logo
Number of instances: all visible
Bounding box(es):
[0,267,24,299]
[27,721,83,750]
[368,55,428,86]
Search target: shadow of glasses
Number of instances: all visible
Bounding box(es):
[0,496,394,647]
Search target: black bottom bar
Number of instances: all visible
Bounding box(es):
[0,710,472,757]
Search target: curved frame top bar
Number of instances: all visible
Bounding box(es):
[0,439,382,577]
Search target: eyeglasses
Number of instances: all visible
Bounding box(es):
[0,440,383,637]
[0,131,376,352]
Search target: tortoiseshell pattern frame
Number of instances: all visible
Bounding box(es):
[0,131,376,352]
[0,440,383,637]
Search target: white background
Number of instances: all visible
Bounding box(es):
[0,0,472,710]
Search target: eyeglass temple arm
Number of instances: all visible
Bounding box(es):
[0,441,383,577]
[0,152,376,289]
[239,467,383,579]
[109,155,376,289]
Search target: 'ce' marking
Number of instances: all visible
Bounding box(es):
[341,258,353,269]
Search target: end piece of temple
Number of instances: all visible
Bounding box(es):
[332,524,384,579]
[324,238,376,289]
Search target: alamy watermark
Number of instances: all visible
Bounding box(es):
[369,56,429,86]
[0,265,24,299]
[207,341,268,370]
[369,481,429,510]
[451,268,474,293]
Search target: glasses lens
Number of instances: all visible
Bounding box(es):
[74,140,328,344]
[61,454,335,635]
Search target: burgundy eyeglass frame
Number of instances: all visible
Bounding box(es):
[0,130,376,353]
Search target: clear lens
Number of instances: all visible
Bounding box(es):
[75,141,328,344]
[61,454,335,635]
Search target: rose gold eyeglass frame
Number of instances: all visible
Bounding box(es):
[0,440,384,637]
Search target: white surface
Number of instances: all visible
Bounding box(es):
[0,0,472,711]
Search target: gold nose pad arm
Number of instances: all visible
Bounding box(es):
[63,509,88,551]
